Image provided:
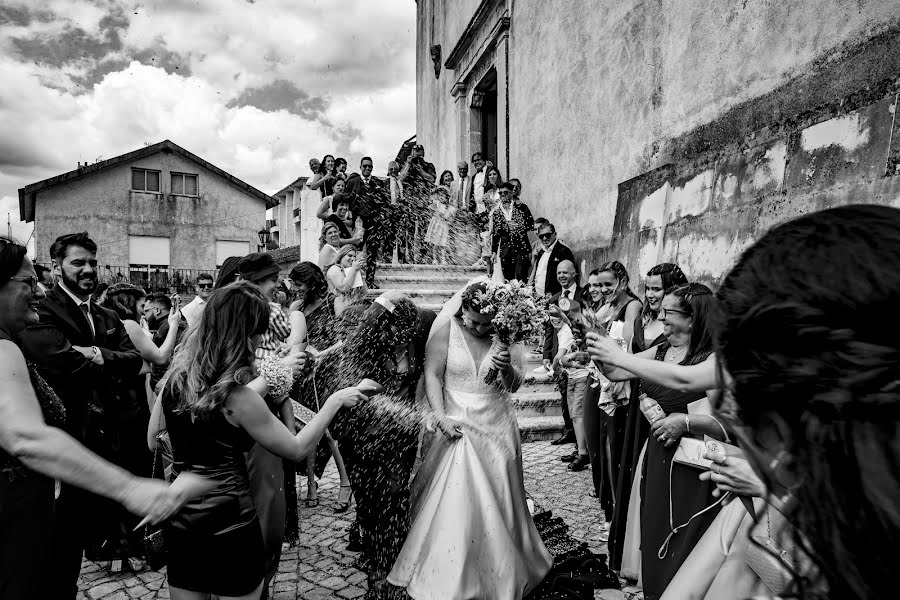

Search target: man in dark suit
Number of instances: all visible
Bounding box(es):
[326,290,436,594]
[541,259,585,447]
[18,232,144,600]
[529,221,576,298]
[346,156,392,286]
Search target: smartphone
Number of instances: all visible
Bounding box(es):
[357,379,384,397]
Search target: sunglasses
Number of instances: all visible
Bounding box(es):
[538,233,554,240]
[197,283,213,289]
[361,164,373,170]
[11,275,39,293]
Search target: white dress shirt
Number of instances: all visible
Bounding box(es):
[534,240,558,297]
[472,170,486,212]
[180,296,206,327]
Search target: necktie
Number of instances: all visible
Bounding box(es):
[79,303,95,338]
[563,290,570,299]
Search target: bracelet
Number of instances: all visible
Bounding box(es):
[258,355,293,399]
[684,414,691,434]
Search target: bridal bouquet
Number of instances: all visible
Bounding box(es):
[475,280,549,384]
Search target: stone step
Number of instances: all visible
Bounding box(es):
[364,288,456,306]
[518,415,566,442]
[376,262,487,275]
[512,391,563,418]
[376,273,475,290]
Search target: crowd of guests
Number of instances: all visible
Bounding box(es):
[301,146,538,287]
[1,201,898,600]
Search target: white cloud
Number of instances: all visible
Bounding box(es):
[0,0,416,241]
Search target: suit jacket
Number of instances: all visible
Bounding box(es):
[530,241,576,298]
[345,173,390,233]
[18,284,143,450]
[542,285,588,361]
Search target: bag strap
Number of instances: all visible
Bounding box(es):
[150,396,165,480]
[658,454,729,559]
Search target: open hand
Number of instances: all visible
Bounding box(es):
[586,331,622,366]
[699,452,766,498]
[650,413,686,447]
[120,478,182,525]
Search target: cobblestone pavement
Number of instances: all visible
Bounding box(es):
[78,441,642,599]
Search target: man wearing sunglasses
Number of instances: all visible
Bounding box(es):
[180,273,214,327]
[529,221,575,297]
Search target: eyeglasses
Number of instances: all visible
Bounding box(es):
[499,190,512,195]
[197,283,213,289]
[659,307,689,319]
[538,233,554,240]
[10,275,39,293]
[361,164,373,170]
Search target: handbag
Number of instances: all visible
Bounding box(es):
[746,507,796,594]
[142,410,169,571]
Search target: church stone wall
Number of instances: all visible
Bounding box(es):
[418,0,900,286]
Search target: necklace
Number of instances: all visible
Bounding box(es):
[667,345,688,362]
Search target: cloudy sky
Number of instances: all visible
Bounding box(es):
[0,0,416,251]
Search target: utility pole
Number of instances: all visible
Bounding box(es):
[6,213,10,238]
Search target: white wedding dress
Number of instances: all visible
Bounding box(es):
[387,317,552,600]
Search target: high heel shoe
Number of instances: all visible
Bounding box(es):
[305,481,319,508]
[334,484,353,513]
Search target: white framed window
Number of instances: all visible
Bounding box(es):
[171,172,199,196]
[132,168,161,192]
[129,235,170,267]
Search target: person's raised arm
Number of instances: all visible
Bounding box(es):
[592,341,659,381]
[0,341,178,523]
[225,385,364,462]
[587,331,720,391]
[327,264,359,294]
[307,172,327,191]
[286,310,308,352]
[316,195,333,220]
[124,318,177,366]
[398,157,413,182]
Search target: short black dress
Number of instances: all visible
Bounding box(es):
[162,391,264,596]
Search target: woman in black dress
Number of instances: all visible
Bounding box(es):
[607,263,688,572]
[159,281,363,599]
[595,283,725,600]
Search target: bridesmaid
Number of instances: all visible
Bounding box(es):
[608,263,688,575]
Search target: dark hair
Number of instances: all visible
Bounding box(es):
[642,263,689,321]
[596,261,641,303]
[145,292,172,311]
[50,232,97,262]
[471,152,483,162]
[666,283,715,366]
[360,156,373,166]
[335,157,347,168]
[0,235,28,284]
[317,154,335,175]
[331,192,351,212]
[484,166,503,192]
[534,217,549,227]
[215,256,243,289]
[196,273,214,285]
[94,281,109,296]
[716,205,900,600]
[439,170,454,186]
[538,222,556,234]
[104,283,146,321]
[289,261,328,306]
[166,281,269,416]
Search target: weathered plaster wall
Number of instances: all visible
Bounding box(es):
[33,151,266,270]
[418,0,900,286]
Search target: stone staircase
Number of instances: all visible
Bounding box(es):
[370,263,566,441]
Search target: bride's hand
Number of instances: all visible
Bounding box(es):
[435,415,462,439]
[491,349,512,373]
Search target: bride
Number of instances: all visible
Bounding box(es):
[387,279,552,600]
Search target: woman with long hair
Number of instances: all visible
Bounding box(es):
[597,284,727,599]
[159,281,364,600]
[287,262,353,512]
[582,261,642,532]
[608,263,688,574]
[318,221,342,271]
[97,284,182,571]
[308,154,337,197]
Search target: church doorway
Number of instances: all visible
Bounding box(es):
[472,68,498,165]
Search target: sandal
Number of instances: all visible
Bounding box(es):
[335,484,353,513]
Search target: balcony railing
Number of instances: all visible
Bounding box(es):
[96,266,218,295]
[266,218,277,229]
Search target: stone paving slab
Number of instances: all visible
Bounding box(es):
[78,441,642,599]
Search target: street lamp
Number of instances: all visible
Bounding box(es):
[257,228,270,252]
